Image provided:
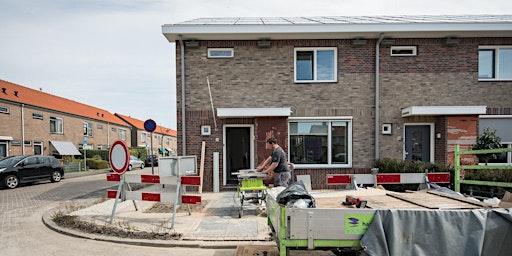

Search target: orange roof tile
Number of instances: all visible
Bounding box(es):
[115,113,176,136]
[0,79,128,126]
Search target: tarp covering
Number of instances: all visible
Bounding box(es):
[360,208,512,256]
[50,140,81,155]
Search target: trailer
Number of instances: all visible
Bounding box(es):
[266,187,512,256]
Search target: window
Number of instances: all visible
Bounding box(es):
[479,117,512,165]
[479,46,512,80]
[207,48,234,58]
[158,135,163,144]
[24,140,31,146]
[294,47,337,83]
[119,129,126,140]
[166,137,170,145]
[50,117,63,134]
[32,113,43,119]
[0,106,9,114]
[111,127,117,132]
[83,122,93,136]
[390,46,417,56]
[289,119,352,167]
[141,132,147,143]
[97,124,103,129]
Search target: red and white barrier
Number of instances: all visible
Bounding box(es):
[106,173,201,205]
[326,172,450,186]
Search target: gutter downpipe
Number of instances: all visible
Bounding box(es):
[375,34,385,162]
[179,36,186,155]
[21,104,25,155]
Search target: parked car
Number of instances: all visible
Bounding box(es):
[129,156,144,171]
[0,155,64,189]
[145,154,161,166]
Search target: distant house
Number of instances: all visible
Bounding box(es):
[162,15,512,191]
[115,113,177,156]
[0,79,176,159]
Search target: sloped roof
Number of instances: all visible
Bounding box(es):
[0,79,128,126]
[162,14,512,42]
[115,113,176,137]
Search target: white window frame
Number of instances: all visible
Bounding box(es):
[141,132,147,143]
[390,46,417,56]
[207,48,234,58]
[83,122,93,137]
[479,46,512,81]
[0,106,9,114]
[294,47,338,83]
[288,117,353,168]
[50,116,63,134]
[119,129,126,140]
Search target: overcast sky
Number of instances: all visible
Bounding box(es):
[0,0,510,129]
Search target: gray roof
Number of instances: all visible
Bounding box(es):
[162,14,512,42]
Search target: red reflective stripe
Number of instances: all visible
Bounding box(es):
[141,175,160,184]
[326,174,352,185]
[107,190,121,199]
[376,174,401,183]
[181,176,201,186]
[427,173,451,183]
[106,174,121,182]
[141,192,161,202]
[182,195,201,205]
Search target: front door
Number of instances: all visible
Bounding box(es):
[405,125,432,162]
[0,142,7,158]
[225,126,252,185]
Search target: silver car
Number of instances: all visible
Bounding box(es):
[129,156,145,171]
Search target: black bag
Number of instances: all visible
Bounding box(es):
[276,180,316,208]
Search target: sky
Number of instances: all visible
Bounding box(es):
[0,1,510,130]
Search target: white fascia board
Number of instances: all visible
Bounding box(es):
[217,108,291,118]
[401,106,487,117]
[162,23,512,42]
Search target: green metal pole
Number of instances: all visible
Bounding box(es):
[454,144,461,193]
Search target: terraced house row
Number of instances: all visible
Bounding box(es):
[162,14,512,191]
[0,79,176,159]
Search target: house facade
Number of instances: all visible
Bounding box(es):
[115,113,177,156]
[0,80,134,158]
[162,15,512,191]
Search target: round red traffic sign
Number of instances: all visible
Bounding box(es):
[109,140,130,174]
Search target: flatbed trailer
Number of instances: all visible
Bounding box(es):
[266,188,510,256]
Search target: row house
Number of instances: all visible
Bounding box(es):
[0,79,176,159]
[115,113,177,156]
[162,15,512,191]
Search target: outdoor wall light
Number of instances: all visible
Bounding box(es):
[185,40,199,48]
[352,39,367,45]
[444,37,459,47]
[257,39,271,48]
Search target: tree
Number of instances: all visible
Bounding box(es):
[473,127,502,165]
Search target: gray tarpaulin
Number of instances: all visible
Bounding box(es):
[360,208,512,256]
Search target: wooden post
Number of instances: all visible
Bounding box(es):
[199,141,206,193]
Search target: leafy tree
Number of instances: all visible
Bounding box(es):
[473,127,502,165]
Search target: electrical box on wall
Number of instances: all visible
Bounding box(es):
[382,123,392,135]
[201,125,211,136]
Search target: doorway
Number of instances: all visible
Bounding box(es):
[0,142,7,158]
[404,124,433,163]
[224,125,253,185]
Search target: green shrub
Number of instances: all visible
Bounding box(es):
[374,158,454,191]
[86,158,109,169]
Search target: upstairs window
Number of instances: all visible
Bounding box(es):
[207,48,234,58]
[141,132,147,143]
[32,113,43,119]
[479,46,512,80]
[83,122,93,136]
[0,106,9,114]
[119,129,126,140]
[294,47,337,83]
[50,117,63,134]
[390,46,417,56]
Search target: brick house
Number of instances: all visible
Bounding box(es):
[115,113,177,156]
[1,79,176,159]
[162,15,512,191]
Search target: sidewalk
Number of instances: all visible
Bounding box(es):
[44,168,275,248]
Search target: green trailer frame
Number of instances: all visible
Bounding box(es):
[266,193,375,256]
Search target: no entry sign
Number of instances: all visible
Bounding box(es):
[109,140,130,174]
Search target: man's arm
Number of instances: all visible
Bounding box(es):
[256,156,271,172]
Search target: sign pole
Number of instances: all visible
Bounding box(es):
[151,132,154,175]
[143,119,157,175]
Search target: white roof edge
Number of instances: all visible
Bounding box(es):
[401,106,487,117]
[217,108,291,117]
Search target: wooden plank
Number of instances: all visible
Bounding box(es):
[427,190,494,208]
[385,193,440,209]
[199,141,206,194]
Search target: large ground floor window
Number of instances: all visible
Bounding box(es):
[479,116,512,165]
[289,118,352,167]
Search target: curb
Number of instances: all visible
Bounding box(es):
[42,205,275,249]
